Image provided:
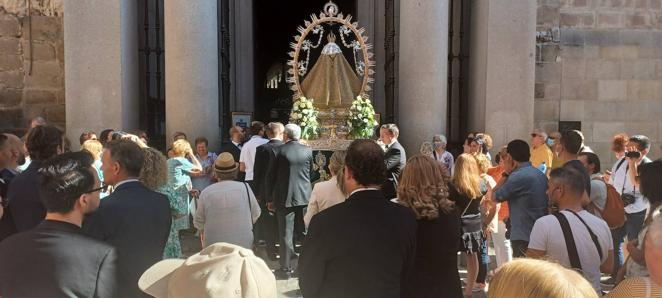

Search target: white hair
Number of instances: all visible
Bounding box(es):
[285,123,302,141]
[433,134,448,145]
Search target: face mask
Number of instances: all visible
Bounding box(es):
[546,138,554,147]
[433,142,443,150]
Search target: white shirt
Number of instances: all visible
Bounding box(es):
[304,176,346,227]
[238,136,268,181]
[194,181,261,249]
[609,157,650,214]
[528,210,613,293]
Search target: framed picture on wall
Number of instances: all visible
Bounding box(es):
[231,112,252,129]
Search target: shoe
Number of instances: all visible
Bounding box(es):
[255,240,267,247]
[274,269,293,280]
[601,277,615,286]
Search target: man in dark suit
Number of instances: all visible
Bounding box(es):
[220,125,245,181]
[380,124,406,200]
[253,122,284,258]
[8,125,63,233]
[299,139,417,298]
[83,140,171,298]
[0,152,117,297]
[0,133,25,241]
[267,123,313,279]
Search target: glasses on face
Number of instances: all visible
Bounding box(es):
[83,184,109,195]
[531,133,541,138]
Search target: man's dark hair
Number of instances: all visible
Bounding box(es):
[638,160,662,207]
[506,139,530,162]
[26,125,63,162]
[550,167,585,197]
[79,131,96,145]
[99,129,114,144]
[172,131,187,141]
[494,151,501,164]
[578,151,601,174]
[194,137,208,147]
[104,139,144,177]
[39,151,95,214]
[629,135,651,151]
[344,139,386,186]
[250,121,265,136]
[561,130,584,155]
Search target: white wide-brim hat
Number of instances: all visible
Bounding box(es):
[139,242,277,298]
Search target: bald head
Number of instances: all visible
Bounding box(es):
[646,215,662,285]
[4,133,26,168]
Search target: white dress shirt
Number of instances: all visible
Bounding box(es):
[239,136,268,181]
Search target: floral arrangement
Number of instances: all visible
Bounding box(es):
[290,96,319,140]
[347,95,379,139]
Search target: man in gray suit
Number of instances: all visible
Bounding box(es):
[267,124,313,279]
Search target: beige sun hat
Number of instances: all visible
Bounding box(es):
[214,152,238,174]
[138,242,277,298]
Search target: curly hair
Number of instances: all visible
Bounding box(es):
[344,140,386,186]
[474,153,492,175]
[26,125,63,162]
[398,155,454,220]
[139,147,168,191]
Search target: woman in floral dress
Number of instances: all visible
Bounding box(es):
[166,139,203,233]
[139,147,189,258]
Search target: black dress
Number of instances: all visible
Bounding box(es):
[449,182,487,254]
[406,206,463,298]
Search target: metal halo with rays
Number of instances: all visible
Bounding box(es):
[286,1,375,100]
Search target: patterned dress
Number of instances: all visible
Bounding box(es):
[167,157,196,231]
[159,184,188,259]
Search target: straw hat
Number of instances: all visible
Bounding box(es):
[214,152,238,174]
[138,242,277,298]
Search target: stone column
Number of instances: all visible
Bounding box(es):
[164,0,220,151]
[397,0,449,153]
[64,0,139,150]
[468,0,537,154]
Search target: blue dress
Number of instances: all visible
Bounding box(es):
[167,157,195,231]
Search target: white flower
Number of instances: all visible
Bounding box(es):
[363,119,368,123]
[306,102,313,108]
[366,98,371,104]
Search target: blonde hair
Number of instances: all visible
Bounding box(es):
[452,153,482,199]
[329,151,347,195]
[81,139,103,160]
[474,153,491,175]
[139,147,168,191]
[488,259,598,298]
[172,139,192,157]
[398,155,454,220]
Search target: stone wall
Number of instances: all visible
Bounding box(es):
[535,0,662,164]
[0,0,64,135]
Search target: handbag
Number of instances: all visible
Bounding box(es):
[243,183,254,232]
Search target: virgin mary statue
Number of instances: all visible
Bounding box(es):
[300,32,362,107]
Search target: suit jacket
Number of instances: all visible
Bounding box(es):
[269,141,313,208]
[220,142,245,181]
[298,189,417,298]
[0,173,17,242]
[382,141,406,200]
[0,220,117,298]
[83,181,171,298]
[7,160,46,232]
[253,139,283,200]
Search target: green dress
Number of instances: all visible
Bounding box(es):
[159,185,188,259]
[167,157,196,231]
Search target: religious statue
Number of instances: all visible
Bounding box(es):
[300,32,361,108]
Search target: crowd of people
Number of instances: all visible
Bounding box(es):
[0,116,661,298]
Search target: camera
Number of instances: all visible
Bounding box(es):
[621,193,636,206]
[625,151,641,159]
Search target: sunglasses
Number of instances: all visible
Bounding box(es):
[531,133,542,138]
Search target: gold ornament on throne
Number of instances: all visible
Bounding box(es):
[287,1,375,150]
